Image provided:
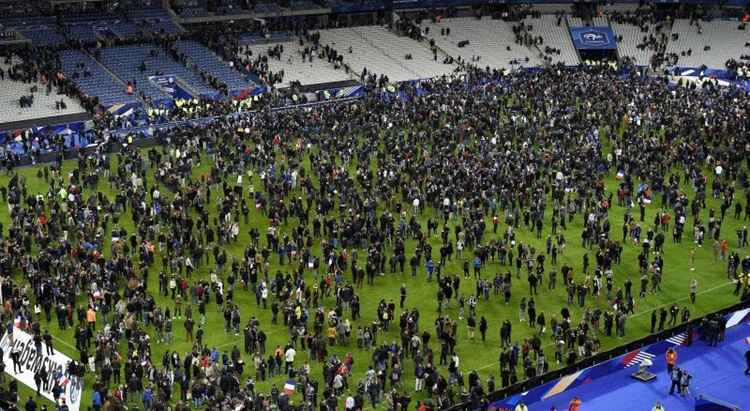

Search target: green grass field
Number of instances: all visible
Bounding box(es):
[1,130,747,410]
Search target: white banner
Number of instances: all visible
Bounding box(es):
[0,327,82,411]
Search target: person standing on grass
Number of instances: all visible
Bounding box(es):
[284,345,296,375]
[669,304,679,326]
[479,316,487,341]
[658,308,668,331]
[689,247,696,271]
[184,316,194,342]
[690,279,698,303]
[467,316,476,340]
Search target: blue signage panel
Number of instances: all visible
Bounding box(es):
[569,26,617,50]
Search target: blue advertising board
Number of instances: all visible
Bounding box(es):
[569,26,617,50]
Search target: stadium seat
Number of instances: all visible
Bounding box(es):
[318,27,444,82]
[174,40,255,95]
[349,26,456,79]
[243,39,352,87]
[0,55,86,124]
[527,15,580,66]
[128,9,184,35]
[665,19,747,69]
[611,19,669,67]
[17,25,66,47]
[99,44,216,101]
[59,49,139,107]
[420,17,542,70]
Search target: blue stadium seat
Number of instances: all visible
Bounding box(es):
[99,44,217,101]
[59,49,139,107]
[17,25,66,47]
[174,40,254,95]
[129,9,184,35]
[64,23,99,43]
[253,3,283,14]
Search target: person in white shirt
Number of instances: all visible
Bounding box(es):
[345,396,355,410]
[284,347,296,374]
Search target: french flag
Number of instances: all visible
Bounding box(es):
[283,380,296,396]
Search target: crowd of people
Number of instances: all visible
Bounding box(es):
[0,5,749,411]
[0,58,745,411]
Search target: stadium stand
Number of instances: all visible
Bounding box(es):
[174,40,255,95]
[289,0,325,11]
[214,0,249,15]
[318,27,422,82]
[17,25,66,47]
[242,39,352,87]
[665,18,749,69]
[525,14,580,65]
[567,16,586,27]
[2,4,748,117]
[107,20,142,39]
[253,3,284,14]
[592,16,609,26]
[420,17,541,69]
[99,44,215,102]
[0,0,43,18]
[239,31,292,45]
[0,55,85,124]
[529,4,572,14]
[349,26,455,79]
[58,50,139,107]
[129,9,184,35]
[611,17,670,67]
[601,3,640,13]
[64,22,100,43]
[179,7,212,18]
